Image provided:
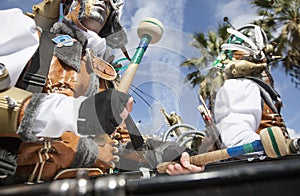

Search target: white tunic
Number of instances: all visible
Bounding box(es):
[0,8,39,86]
[33,94,87,138]
[214,78,262,148]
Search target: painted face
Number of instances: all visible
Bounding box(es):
[66,0,125,34]
[83,0,124,25]
[84,0,111,26]
[66,0,112,33]
[232,50,249,60]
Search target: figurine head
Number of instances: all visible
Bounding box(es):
[213,24,269,69]
[64,0,127,49]
[212,24,274,84]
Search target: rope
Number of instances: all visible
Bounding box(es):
[28,138,51,183]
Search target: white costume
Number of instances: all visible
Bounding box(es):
[212,24,274,149]
[214,79,261,148]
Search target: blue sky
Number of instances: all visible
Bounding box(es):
[1,0,299,138]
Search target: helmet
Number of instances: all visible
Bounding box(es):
[213,24,269,69]
[222,24,268,60]
[108,0,124,11]
[98,0,128,49]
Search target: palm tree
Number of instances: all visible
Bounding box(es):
[251,0,300,88]
[181,23,228,109]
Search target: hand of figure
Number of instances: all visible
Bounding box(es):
[78,89,134,136]
[166,152,205,175]
[111,124,131,144]
[94,134,119,169]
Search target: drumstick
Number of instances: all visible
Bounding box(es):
[117,18,164,93]
[157,126,290,173]
[116,18,164,150]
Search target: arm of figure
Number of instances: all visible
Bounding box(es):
[17,89,133,141]
[214,79,262,148]
[166,152,205,175]
[17,93,85,141]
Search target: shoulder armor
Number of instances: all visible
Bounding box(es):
[0,87,32,133]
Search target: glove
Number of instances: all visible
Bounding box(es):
[77,89,132,135]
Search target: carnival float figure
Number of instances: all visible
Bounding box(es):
[161,24,297,175]
[0,0,138,184]
[213,24,289,148]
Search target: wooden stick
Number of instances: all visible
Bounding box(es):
[157,126,290,173]
[157,140,263,173]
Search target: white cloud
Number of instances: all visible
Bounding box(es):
[288,128,300,139]
[215,0,258,28]
[122,0,186,30]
